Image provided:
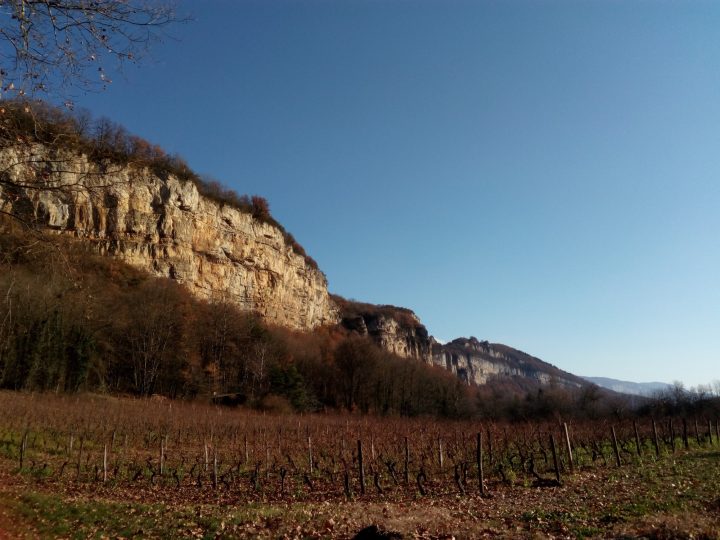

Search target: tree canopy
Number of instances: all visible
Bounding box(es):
[0,0,177,101]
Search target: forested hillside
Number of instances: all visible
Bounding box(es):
[0,225,478,416]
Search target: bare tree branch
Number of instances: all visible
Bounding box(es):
[0,0,182,101]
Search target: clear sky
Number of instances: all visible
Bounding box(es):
[73,0,720,388]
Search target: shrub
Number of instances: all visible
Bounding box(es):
[251,196,271,221]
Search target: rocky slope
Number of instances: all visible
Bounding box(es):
[334,296,434,361]
[0,144,338,330]
[335,297,585,389]
[433,337,585,388]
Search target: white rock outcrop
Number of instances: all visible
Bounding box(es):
[431,337,582,387]
[0,145,338,330]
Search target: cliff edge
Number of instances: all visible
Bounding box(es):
[0,143,338,330]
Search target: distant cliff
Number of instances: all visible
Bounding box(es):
[334,296,434,361]
[334,297,585,389]
[433,337,585,388]
[0,143,338,330]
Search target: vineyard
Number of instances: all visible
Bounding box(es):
[1,391,719,539]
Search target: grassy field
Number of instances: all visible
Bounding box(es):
[0,392,718,539]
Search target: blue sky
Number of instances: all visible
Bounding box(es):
[74,0,719,387]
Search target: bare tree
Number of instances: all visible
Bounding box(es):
[0,0,179,101]
[0,2,183,233]
[124,280,186,396]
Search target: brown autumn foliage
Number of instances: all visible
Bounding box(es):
[2,221,667,421]
[3,220,715,422]
[6,220,706,422]
[0,223,466,416]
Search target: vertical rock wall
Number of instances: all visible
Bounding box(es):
[0,145,338,330]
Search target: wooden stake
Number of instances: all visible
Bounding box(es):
[477,432,485,496]
[487,428,493,466]
[633,420,642,459]
[708,420,714,446]
[404,437,410,485]
[308,436,313,474]
[212,449,218,490]
[652,418,660,457]
[438,437,444,471]
[669,420,676,453]
[343,470,351,499]
[19,430,28,471]
[103,444,108,482]
[357,440,365,495]
[563,423,574,473]
[550,433,561,484]
[611,426,621,467]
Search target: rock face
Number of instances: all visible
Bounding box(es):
[342,311,433,361]
[335,298,434,361]
[0,145,338,330]
[334,299,584,388]
[432,337,584,388]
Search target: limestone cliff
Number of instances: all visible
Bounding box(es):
[0,144,338,330]
[332,297,584,389]
[333,296,434,361]
[432,337,585,388]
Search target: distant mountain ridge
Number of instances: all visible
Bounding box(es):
[431,338,587,390]
[582,376,671,396]
[336,298,590,390]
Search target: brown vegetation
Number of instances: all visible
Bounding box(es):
[3,228,717,425]
[0,225,466,416]
[0,391,718,538]
[2,223,719,424]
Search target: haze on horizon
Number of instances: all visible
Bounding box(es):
[72,0,720,389]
